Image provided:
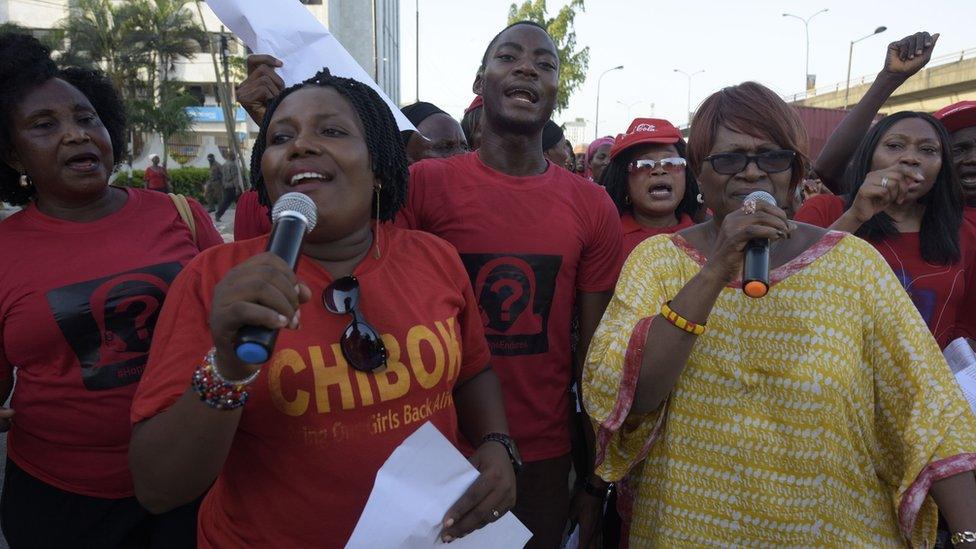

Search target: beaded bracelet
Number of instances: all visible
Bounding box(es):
[191,350,257,411]
[660,301,706,335]
[952,531,976,545]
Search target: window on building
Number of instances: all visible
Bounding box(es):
[186,86,205,106]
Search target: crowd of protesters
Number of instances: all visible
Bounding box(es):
[0,20,974,549]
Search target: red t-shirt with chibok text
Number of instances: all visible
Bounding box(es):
[131,223,490,548]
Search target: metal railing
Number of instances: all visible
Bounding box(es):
[784,47,976,104]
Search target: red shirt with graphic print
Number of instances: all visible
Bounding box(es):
[131,224,490,548]
[796,193,976,347]
[397,152,623,461]
[0,187,222,497]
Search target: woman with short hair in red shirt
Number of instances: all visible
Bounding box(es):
[0,33,221,546]
[129,69,517,548]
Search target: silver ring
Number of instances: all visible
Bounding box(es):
[881,176,889,189]
[491,509,501,519]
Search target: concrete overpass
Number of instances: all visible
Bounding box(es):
[788,47,976,113]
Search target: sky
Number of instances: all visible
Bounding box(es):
[398,0,976,142]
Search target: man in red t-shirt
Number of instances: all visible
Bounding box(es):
[397,22,622,548]
[144,154,169,193]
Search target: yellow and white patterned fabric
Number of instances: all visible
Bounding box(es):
[583,232,976,548]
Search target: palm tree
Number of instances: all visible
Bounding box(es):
[0,22,62,52]
[122,0,207,101]
[59,0,206,167]
[57,0,143,94]
[121,0,207,166]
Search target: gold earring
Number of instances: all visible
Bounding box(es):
[372,185,382,259]
[19,173,30,188]
[624,194,631,205]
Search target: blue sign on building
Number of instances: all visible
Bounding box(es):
[186,106,247,123]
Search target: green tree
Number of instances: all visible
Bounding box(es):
[57,0,206,166]
[507,0,589,112]
[128,87,197,166]
[58,0,146,97]
[0,22,62,52]
[122,0,207,99]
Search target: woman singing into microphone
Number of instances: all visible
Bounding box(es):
[583,82,976,547]
[128,69,516,547]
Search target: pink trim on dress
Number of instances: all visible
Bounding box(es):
[594,317,670,474]
[616,476,635,549]
[897,453,976,541]
[594,316,652,466]
[670,230,847,290]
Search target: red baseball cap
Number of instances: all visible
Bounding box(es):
[608,118,683,160]
[933,101,976,133]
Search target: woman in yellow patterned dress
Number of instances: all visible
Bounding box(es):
[583,81,976,548]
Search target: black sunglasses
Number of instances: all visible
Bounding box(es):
[322,276,387,373]
[704,150,795,175]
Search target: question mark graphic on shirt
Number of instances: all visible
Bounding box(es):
[490,279,524,322]
[117,295,161,342]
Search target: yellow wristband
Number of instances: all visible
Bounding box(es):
[660,301,706,335]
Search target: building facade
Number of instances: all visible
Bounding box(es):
[0,0,400,168]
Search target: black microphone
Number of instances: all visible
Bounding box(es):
[742,191,776,299]
[233,192,318,364]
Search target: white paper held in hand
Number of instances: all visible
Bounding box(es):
[946,337,976,416]
[204,0,416,132]
[345,422,531,548]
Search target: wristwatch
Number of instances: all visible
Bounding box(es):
[481,432,522,474]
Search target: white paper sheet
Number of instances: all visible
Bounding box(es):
[205,0,415,132]
[947,337,976,416]
[345,422,532,549]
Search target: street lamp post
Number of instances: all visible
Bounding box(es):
[844,26,887,108]
[595,65,623,138]
[674,68,704,125]
[617,99,642,120]
[782,8,828,90]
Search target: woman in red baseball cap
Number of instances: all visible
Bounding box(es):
[601,118,703,257]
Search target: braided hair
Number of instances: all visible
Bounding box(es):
[250,68,409,222]
[0,33,126,205]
